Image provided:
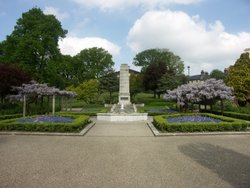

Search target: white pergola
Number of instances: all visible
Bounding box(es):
[7,81,76,117]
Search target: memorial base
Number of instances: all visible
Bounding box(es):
[97,113,148,122]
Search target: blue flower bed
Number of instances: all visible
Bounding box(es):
[17,116,73,123]
[168,115,222,123]
[153,113,249,132]
[147,109,177,113]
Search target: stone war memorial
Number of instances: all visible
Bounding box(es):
[97,64,148,121]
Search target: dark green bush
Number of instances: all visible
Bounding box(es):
[0,114,90,133]
[153,113,249,132]
[0,114,23,120]
[201,110,250,121]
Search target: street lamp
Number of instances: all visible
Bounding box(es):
[187,66,190,76]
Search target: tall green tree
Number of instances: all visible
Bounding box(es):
[0,8,67,85]
[158,73,187,94]
[0,64,31,103]
[130,73,143,101]
[143,61,167,98]
[99,69,119,104]
[226,52,250,106]
[133,48,184,74]
[74,47,114,81]
[210,69,225,80]
[67,79,100,104]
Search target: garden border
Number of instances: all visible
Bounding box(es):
[0,121,96,136]
[147,120,250,137]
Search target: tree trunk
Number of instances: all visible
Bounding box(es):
[70,97,72,112]
[52,95,55,115]
[109,91,112,104]
[153,90,156,98]
[23,95,26,118]
[157,93,161,99]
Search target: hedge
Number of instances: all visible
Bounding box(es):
[0,114,23,121]
[0,114,90,133]
[153,113,249,132]
[200,110,250,121]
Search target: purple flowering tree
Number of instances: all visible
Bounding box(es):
[7,81,76,117]
[164,79,233,113]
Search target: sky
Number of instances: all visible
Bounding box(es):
[0,0,250,75]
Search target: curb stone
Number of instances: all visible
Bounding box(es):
[0,121,96,137]
[147,121,250,137]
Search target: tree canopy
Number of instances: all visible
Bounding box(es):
[210,69,225,80]
[0,7,67,85]
[0,64,31,102]
[133,48,184,74]
[99,69,119,104]
[226,52,250,106]
[74,47,114,81]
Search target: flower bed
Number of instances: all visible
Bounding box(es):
[168,115,222,123]
[17,116,73,123]
[153,113,249,132]
[0,114,90,132]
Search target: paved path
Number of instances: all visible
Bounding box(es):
[0,121,250,188]
[86,120,153,137]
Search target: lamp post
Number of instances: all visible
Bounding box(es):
[187,66,190,76]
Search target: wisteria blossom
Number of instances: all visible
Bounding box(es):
[164,79,233,111]
[6,80,76,102]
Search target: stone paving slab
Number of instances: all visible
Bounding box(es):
[86,121,153,137]
[0,134,249,188]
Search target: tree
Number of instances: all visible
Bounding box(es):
[158,73,187,94]
[210,69,225,80]
[74,47,114,81]
[0,64,31,103]
[226,52,250,106]
[133,48,184,74]
[130,73,143,101]
[164,79,233,113]
[0,8,67,85]
[143,61,167,98]
[99,69,119,104]
[67,79,100,104]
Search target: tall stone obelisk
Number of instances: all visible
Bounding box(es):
[119,64,130,105]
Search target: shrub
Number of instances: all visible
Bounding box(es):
[0,114,90,132]
[201,110,250,121]
[0,114,22,121]
[153,113,249,132]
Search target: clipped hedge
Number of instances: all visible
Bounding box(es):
[200,110,250,121]
[153,113,249,132]
[0,114,23,121]
[0,114,90,133]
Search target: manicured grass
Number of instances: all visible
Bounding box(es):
[153,113,249,132]
[0,114,90,133]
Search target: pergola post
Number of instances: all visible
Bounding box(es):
[52,95,55,115]
[23,95,26,117]
[70,97,72,112]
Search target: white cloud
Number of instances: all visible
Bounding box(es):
[127,10,250,74]
[59,36,121,57]
[43,6,69,21]
[73,0,201,11]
